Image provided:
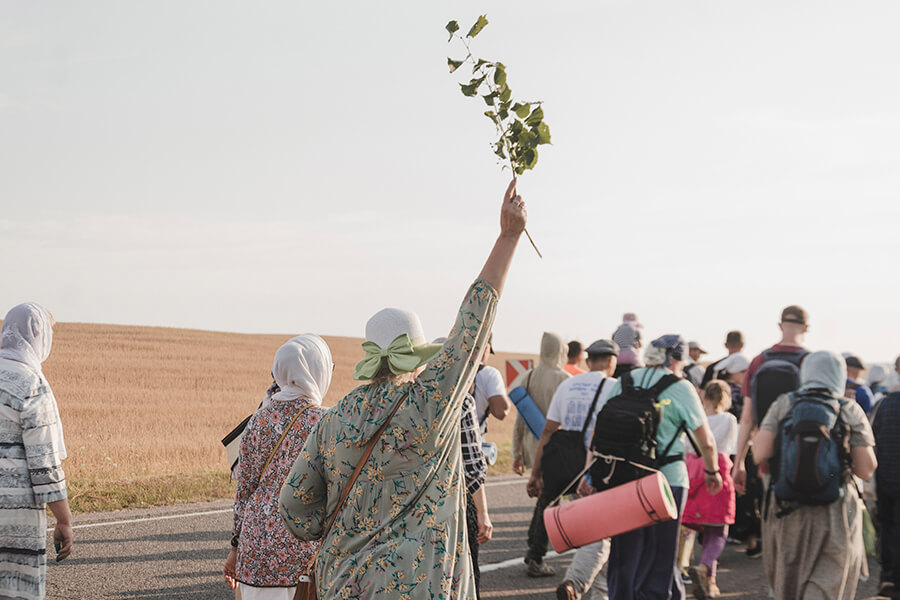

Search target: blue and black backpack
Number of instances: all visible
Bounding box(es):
[771,390,851,517]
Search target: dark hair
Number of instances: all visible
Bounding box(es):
[567,341,583,359]
[725,330,743,345]
[781,305,808,325]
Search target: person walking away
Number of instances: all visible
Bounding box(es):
[873,386,900,599]
[565,341,587,376]
[752,350,876,600]
[588,335,722,600]
[683,381,738,599]
[223,336,332,600]
[714,354,760,549]
[510,332,570,479]
[472,336,511,436]
[278,179,528,600]
[684,342,707,388]
[0,303,73,600]
[843,353,875,414]
[509,331,570,576]
[700,331,745,388]
[527,340,619,594]
[866,363,890,406]
[611,315,643,378]
[732,305,810,558]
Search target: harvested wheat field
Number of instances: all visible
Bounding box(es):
[39,322,535,512]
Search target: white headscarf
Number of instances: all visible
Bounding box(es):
[0,303,53,374]
[799,350,846,397]
[270,334,333,404]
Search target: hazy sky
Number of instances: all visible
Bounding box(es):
[2,2,898,363]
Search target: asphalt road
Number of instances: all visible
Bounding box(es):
[46,477,882,599]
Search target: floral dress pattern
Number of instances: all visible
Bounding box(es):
[279,279,498,600]
[234,398,325,587]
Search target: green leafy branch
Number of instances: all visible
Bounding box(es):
[447,15,548,258]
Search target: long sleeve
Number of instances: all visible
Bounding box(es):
[21,389,66,505]
[416,279,499,424]
[279,417,328,542]
[233,413,263,541]
[460,395,486,495]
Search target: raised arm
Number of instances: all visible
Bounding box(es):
[478,178,527,296]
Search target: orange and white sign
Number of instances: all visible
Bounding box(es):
[505,359,533,386]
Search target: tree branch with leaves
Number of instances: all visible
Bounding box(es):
[447,15,549,258]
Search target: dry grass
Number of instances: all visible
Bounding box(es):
[40,323,533,512]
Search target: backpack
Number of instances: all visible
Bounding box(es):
[589,371,684,492]
[540,378,609,498]
[771,390,851,517]
[750,348,809,425]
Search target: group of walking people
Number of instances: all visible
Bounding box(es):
[0,179,897,600]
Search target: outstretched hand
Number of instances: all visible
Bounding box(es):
[500,178,527,237]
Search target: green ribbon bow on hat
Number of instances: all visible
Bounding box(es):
[353,334,443,381]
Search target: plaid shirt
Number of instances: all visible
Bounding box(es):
[874,391,900,495]
[460,393,487,495]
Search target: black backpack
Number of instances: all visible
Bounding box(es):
[589,371,684,491]
[750,348,809,425]
[771,390,851,517]
[540,378,609,498]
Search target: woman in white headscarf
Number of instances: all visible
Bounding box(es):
[753,350,878,600]
[0,302,73,600]
[223,334,333,600]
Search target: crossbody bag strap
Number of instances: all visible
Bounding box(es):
[307,391,409,573]
[259,403,315,485]
[580,378,608,437]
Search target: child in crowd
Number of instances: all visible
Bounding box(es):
[683,380,738,599]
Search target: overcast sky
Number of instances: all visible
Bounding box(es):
[2,1,898,363]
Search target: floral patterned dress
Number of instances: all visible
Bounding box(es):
[279,279,498,600]
[234,398,325,587]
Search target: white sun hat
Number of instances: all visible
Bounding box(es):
[353,308,443,380]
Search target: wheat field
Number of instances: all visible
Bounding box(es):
[38,322,531,511]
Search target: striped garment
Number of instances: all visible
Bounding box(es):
[0,358,67,600]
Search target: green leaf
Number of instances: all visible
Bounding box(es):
[513,103,530,119]
[448,58,463,73]
[493,66,507,86]
[497,107,509,120]
[535,122,551,145]
[499,86,511,103]
[484,110,496,119]
[509,119,525,135]
[526,106,544,127]
[474,58,490,70]
[516,129,537,148]
[467,15,489,38]
[483,92,498,106]
[522,147,538,169]
[460,82,479,97]
[446,20,459,41]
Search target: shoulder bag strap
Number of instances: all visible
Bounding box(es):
[306,392,409,573]
[525,370,533,396]
[259,403,315,486]
[580,378,608,437]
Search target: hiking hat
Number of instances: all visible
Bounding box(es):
[844,353,865,371]
[353,308,443,380]
[586,339,619,357]
[688,341,708,354]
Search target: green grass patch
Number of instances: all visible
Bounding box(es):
[67,469,235,513]
[486,438,515,477]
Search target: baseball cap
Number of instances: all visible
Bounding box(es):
[844,354,865,371]
[688,341,707,354]
[718,353,750,374]
[586,339,619,357]
[781,305,808,326]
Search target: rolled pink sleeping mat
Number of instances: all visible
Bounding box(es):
[543,471,678,553]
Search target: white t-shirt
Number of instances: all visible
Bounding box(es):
[546,371,617,450]
[473,366,507,432]
[691,411,738,456]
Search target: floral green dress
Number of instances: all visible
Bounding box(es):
[279,279,498,600]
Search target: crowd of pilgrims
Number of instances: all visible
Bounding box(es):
[0,180,897,600]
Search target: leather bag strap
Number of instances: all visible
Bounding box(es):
[307,392,409,573]
[260,403,315,485]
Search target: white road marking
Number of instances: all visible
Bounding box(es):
[484,478,526,487]
[480,549,575,573]
[47,508,232,532]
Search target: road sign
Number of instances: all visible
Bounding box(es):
[505,359,533,385]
